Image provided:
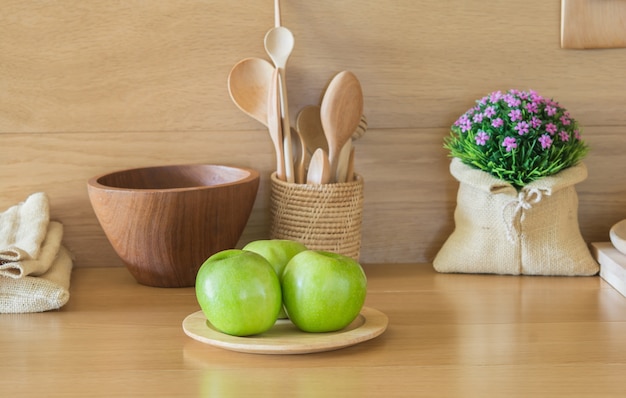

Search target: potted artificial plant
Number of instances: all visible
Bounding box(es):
[434,89,598,276]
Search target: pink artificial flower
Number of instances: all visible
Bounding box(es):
[559,130,570,142]
[473,113,484,123]
[546,106,557,116]
[515,121,529,135]
[456,115,472,132]
[504,95,521,107]
[484,106,496,118]
[560,116,571,125]
[502,137,517,152]
[492,118,504,128]
[490,91,503,103]
[525,101,538,114]
[531,116,542,129]
[460,119,472,132]
[529,90,542,102]
[545,123,558,135]
[508,109,522,121]
[539,134,553,149]
[475,131,490,146]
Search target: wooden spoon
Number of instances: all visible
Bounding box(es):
[307,148,331,185]
[345,145,356,182]
[320,71,364,182]
[264,26,296,183]
[273,0,281,27]
[335,140,352,183]
[268,32,309,182]
[352,114,368,141]
[267,68,285,180]
[296,105,329,155]
[290,127,306,183]
[227,57,274,127]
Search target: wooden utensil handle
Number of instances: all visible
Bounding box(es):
[277,69,295,183]
[274,0,281,27]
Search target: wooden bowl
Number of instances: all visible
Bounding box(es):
[87,164,260,287]
[609,219,626,255]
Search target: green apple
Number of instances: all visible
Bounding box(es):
[242,239,308,319]
[195,249,281,336]
[242,239,308,278]
[282,250,367,333]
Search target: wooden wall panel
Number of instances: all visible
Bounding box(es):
[561,0,626,49]
[3,0,626,133]
[2,126,625,266]
[1,1,626,266]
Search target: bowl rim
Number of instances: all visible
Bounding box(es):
[610,219,626,248]
[87,163,260,192]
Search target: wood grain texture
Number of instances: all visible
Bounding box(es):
[2,0,626,131]
[87,165,259,287]
[1,1,626,266]
[1,265,625,396]
[182,307,388,354]
[561,0,626,49]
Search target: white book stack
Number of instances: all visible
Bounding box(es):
[591,242,626,298]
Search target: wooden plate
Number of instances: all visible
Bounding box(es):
[182,307,388,355]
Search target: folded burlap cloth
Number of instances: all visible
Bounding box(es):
[0,192,73,313]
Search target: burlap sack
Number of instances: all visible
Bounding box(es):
[433,158,599,276]
[0,245,73,313]
[0,193,73,313]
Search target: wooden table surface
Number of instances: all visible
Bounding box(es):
[2,264,625,397]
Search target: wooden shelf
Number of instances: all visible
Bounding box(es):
[1,264,625,397]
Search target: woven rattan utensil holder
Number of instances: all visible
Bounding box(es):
[269,172,364,260]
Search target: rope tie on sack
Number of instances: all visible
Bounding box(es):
[502,188,547,243]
